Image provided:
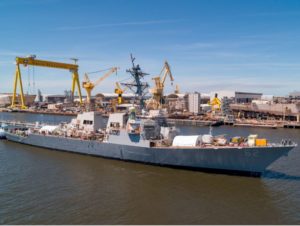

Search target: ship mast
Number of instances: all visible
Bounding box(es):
[121,54,149,108]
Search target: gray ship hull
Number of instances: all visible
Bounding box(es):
[5,133,294,176]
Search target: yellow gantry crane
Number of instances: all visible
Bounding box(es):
[11,55,82,109]
[82,67,118,104]
[114,82,128,104]
[147,61,174,109]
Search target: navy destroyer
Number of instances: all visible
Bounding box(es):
[4,107,296,176]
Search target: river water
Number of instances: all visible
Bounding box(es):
[0,112,299,224]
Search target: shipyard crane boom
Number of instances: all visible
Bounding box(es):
[160,61,174,85]
[11,56,82,109]
[16,57,79,70]
[147,61,174,110]
[82,67,118,104]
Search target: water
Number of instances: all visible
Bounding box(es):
[0,112,72,125]
[0,112,300,224]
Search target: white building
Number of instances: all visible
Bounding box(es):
[188,92,201,114]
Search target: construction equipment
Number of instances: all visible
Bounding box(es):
[114,82,128,104]
[11,55,82,109]
[147,61,174,110]
[82,67,118,104]
[209,93,222,111]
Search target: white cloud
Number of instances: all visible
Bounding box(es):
[57,19,185,31]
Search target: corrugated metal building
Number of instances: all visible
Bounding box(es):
[235,91,262,104]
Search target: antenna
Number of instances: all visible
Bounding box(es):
[130,54,136,67]
[27,54,36,59]
[70,58,78,65]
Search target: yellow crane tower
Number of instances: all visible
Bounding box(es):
[209,93,222,111]
[147,61,174,110]
[82,67,118,104]
[11,55,82,109]
[114,82,128,104]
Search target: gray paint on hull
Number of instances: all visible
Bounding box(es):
[6,133,293,174]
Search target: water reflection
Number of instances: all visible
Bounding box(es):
[262,170,300,181]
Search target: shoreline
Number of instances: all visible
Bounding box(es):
[1,109,300,129]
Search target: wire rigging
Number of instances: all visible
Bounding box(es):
[86,68,115,75]
[32,66,36,94]
[27,66,31,94]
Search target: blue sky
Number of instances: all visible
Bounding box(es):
[1,0,300,96]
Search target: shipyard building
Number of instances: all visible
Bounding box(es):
[234,91,263,104]
[231,91,300,122]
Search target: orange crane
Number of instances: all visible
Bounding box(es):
[11,55,82,109]
[82,67,118,104]
[147,61,174,109]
